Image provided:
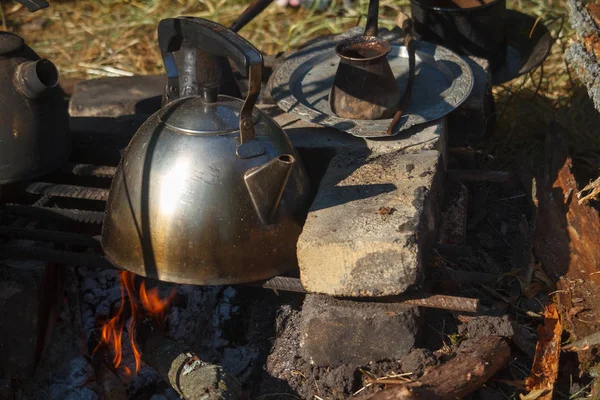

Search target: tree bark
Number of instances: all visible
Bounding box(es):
[362,335,511,400]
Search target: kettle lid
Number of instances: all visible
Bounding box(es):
[160,95,260,135]
[0,32,25,55]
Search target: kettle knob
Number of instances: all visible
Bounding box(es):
[157,17,265,159]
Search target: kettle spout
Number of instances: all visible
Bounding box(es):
[244,154,295,225]
[17,60,59,98]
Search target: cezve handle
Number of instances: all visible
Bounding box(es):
[157,17,264,158]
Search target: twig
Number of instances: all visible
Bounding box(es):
[577,176,600,204]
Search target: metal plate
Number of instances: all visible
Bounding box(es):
[492,10,554,85]
[270,27,474,138]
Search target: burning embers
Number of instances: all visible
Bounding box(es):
[93,271,175,378]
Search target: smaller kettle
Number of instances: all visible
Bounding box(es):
[0,32,71,184]
[102,17,310,285]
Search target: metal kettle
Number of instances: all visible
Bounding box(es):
[101,17,310,285]
[0,32,70,184]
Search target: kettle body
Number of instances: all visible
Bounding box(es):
[101,17,310,285]
[0,32,71,184]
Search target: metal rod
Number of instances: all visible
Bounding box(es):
[261,276,307,293]
[0,226,102,250]
[0,245,115,268]
[229,0,274,33]
[254,276,483,313]
[399,294,481,313]
[0,242,484,312]
[447,169,511,183]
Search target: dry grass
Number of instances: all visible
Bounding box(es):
[484,2,600,175]
[0,0,405,77]
[2,0,599,175]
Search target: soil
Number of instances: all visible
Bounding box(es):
[457,315,515,345]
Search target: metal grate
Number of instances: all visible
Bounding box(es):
[0,126,122,268]
[0,126,483,312]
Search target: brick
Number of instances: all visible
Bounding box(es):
[297,149,444,297]
[68,75,165,135]
[299,294,420,367]
[447,56,495,146]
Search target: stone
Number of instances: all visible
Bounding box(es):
[68,75,164,119]
[297,149,444,297]
[446,56,494,146]
[299,294,420,367]
[83,291,96,304]
[68,75,165,151]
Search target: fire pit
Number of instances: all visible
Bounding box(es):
[0,31,501,398]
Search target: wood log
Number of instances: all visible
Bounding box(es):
[361,335,511,400]
[140,331,241,400]
[94,361,128,400]
[34,263,65,374]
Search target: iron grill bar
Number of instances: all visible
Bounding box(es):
[0,226,102,250]
[25,182,109,201]
[64,163,117,179]
[2,204,104,224]
[0,245,114,268]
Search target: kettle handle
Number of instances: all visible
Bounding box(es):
[158,17,264,157]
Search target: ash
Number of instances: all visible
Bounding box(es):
[28,265,289,399]
[7,259,408,400]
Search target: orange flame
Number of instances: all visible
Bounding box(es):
[93,278,126,367]
[140,281,176,323]
[93,271,174,376]
[120,271,142,373]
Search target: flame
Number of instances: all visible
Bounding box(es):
[140,281,176,323]
[120,271,142,373]
[93,278,126,367]
[93,271,174,376]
